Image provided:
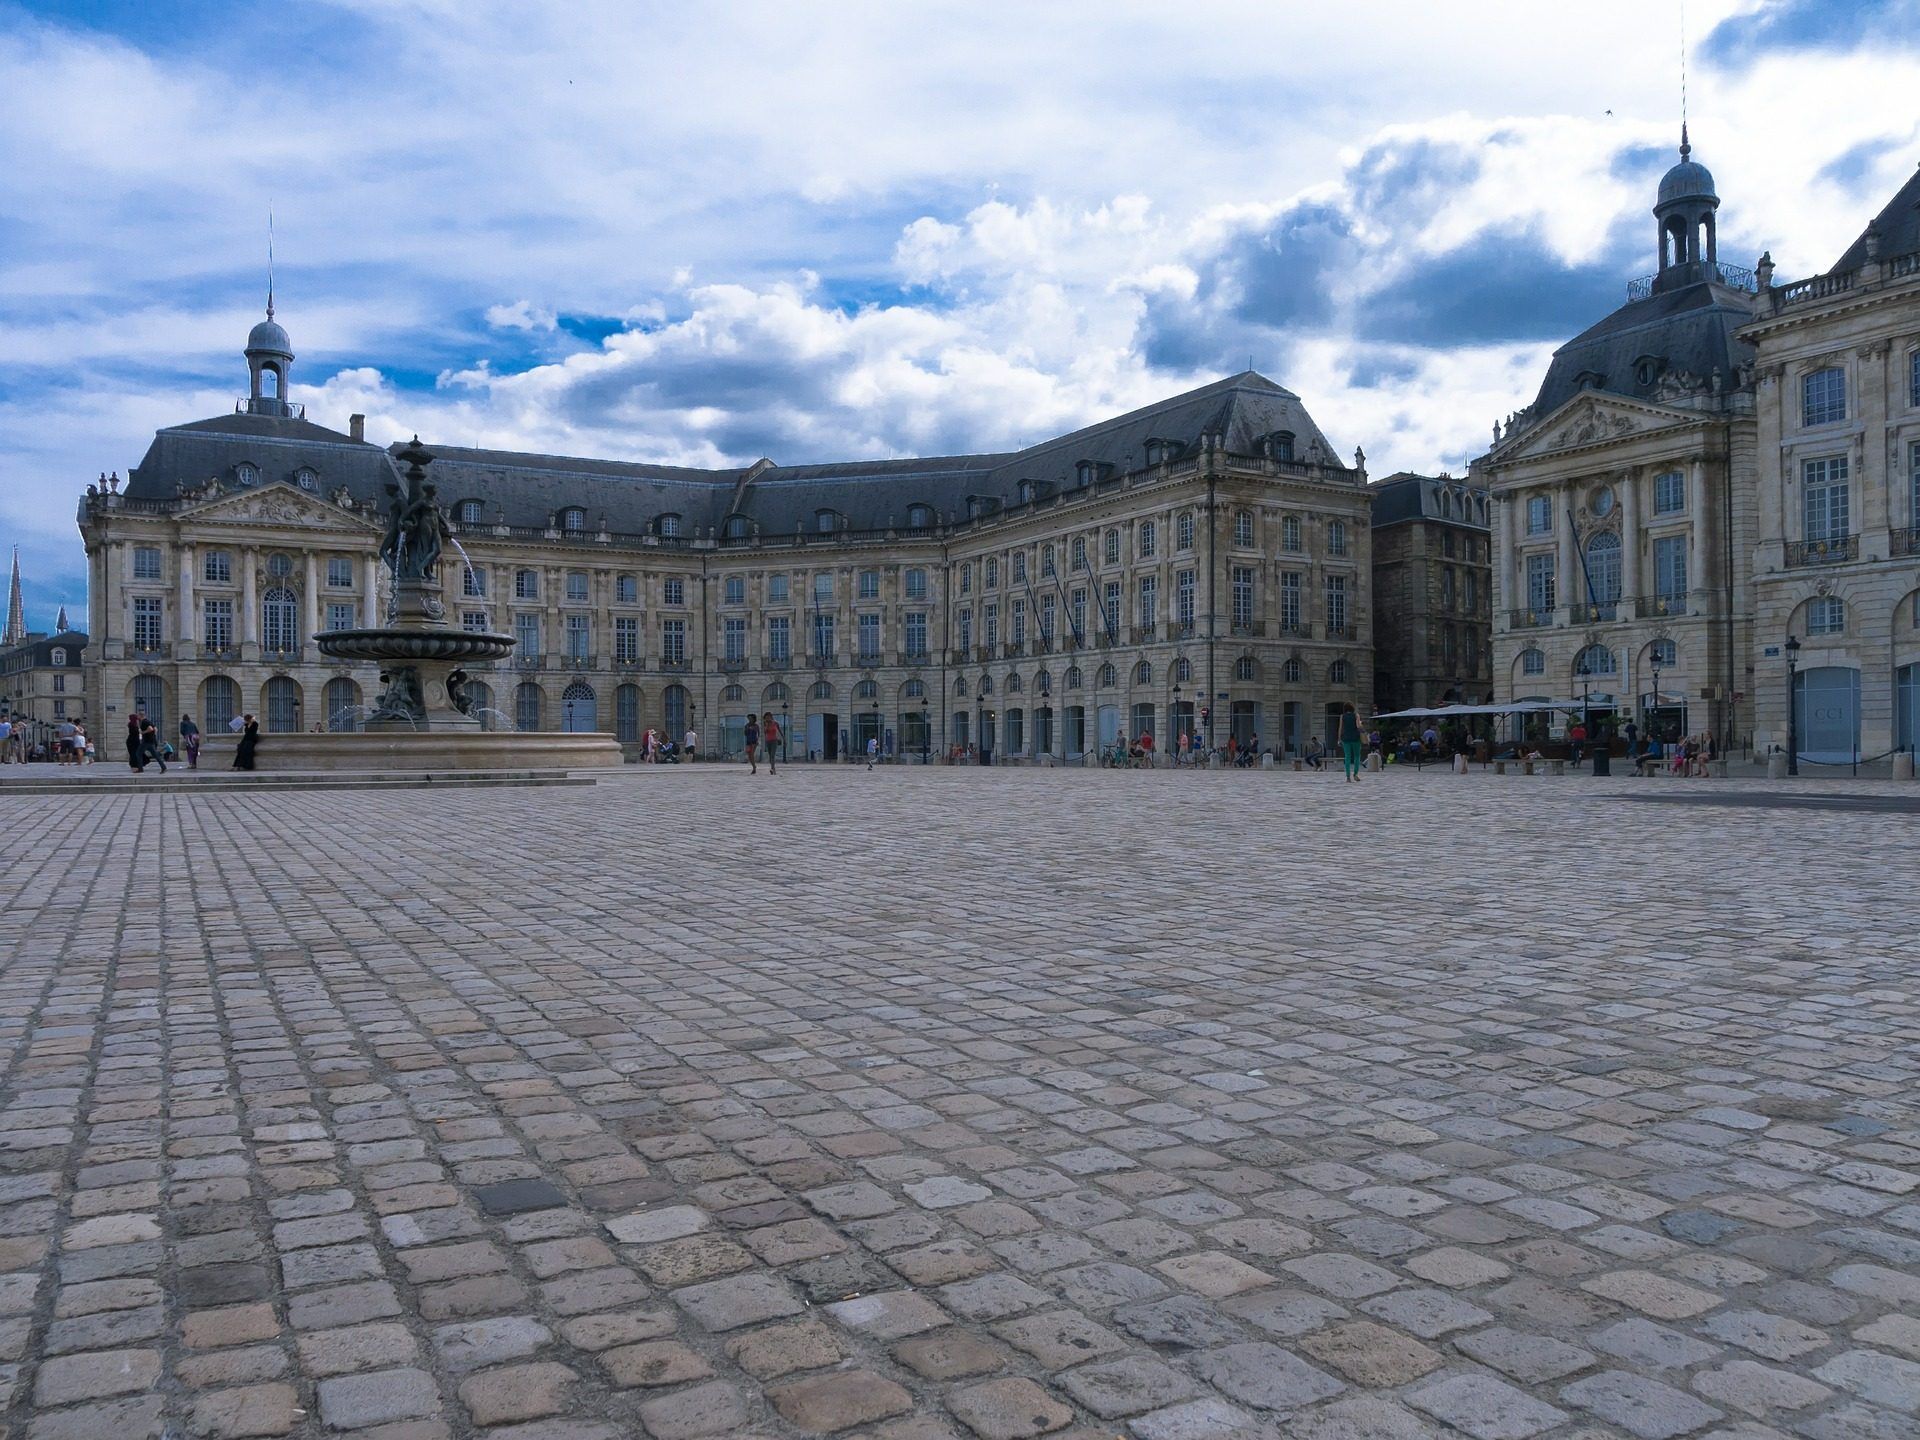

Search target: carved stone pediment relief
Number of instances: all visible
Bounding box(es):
[1506,396,1680,461]
[182,482,378,533]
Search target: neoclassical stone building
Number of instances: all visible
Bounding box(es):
[1741,165,1920,763]
[1367,473,1491,714]
[1477,132,1760,746]
[80,316,1376,760]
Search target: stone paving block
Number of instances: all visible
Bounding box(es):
[316,1367,443,1430]
[1406,1371,1569,1439]
[770,1370,914,1432]
[1191,1340,1344,1411]
[945,1377,1073,1438]
[1298,1319,1443,1386]
[1057,1354,1201,1417]
[1558,1370,1724,1438]
[186,1381,301,1438]
[457,1360,577,1425]
[673,1271,805,1330]
[725,1318,846,1378]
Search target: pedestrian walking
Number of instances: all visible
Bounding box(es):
[684,726,698,764]
[179,713,200,769]
[140,718,168,773]
[126,712,145,771]
[759,711,780,774]
[233,714,259,771]
[865,733,879,770]
[744,715,760,774]
[1339,703,1363,782]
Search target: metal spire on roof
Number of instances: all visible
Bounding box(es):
[267,207,276,320]
[3,547,24,648]
[1679,0,1690,159]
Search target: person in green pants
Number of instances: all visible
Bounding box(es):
[1338,702,1363,782]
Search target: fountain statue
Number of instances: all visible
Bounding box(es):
[315,438,515,730]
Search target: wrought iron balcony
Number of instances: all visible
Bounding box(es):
[1786,535,1856,568]
[1230,621,1265,638]
[1892,527,1919,558]
[513,653,544,669]
[1506,606,1555,630]
[808,652,835,670]
[719,656,747,673]
[658,657,692,673]
[1323,623,1352,641]
[202,645,239,662]
[130,643,170,661]
[1130,626,1157,644]
[559,654,597,670]
[764,655,791,670]
[1634,595,1687,619]
[1278,621,1309,639]
[1002,642,1025,658]
[261,645,301,663]
[1569,602,1620,623]
[612,655,643,670]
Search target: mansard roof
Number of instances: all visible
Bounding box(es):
[1529,279,1755,418]
[1369,472,1488,530]
[1831,161,1920,273]
[120,370,1350,538]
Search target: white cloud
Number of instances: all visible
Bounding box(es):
[483,300,557,332]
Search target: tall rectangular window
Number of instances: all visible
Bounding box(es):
[810,613,833,660]
[1070,589,1086,640]
[986,557,1000,588]
[1526,553,1556,611]
[203,598,233,650]
[567,572,589,602]
[133,547,162,580]
[768,615,790,662]
[1281,515,1301,551]
[1177,512,1195,551]
[566,614,589,658]
[1911,441,1920,526]
[960,563,972,595]
[1654,535,1687,599]
[858,613,881,659]
[327,603,355,632]
[617,574,638,603]
[664,577,685,606]
[1526,496,1552,534]
[326,556,354,588]
[1465,572,1478,611]
[1103,531,1119,565]
[984,602,999,648]
[1653,471,1685,514]
[1232,566,1255,627]
[905,612,927,656]
[1324,574,1347,632]
[905,568,927,599]
[812,572,833,603]
[1139,520,1157,558]
[1177,569,1196,626]
[1137,574,1157,627]
[1279,572,1301,630]
[1802,366,1846,426]
[1102,582,1120,637]
[1011,598,1027,645]
[464,566,487,597]
[768,574,788,602]
[615,616,638,661]
[1441,567,1455,608]
[957,610,972,650]
[133,596,162,648]
[203,551,231,584]
[1910,349,1919,408]
[1039,594,1055,642]
[1233,511,1254,547]
[858,570,879,599]
[662,617,686,664]
[1803,456,1850,540]
[723,575,744,604]
[515,612,541,659]
[724,616,747,662]
[459,609,487,634]
[515,569,538,600]
[1012,552,1027,583]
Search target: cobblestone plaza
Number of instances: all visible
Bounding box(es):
[1,769,1916,1439]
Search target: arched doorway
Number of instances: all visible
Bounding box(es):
[323,677,362,731]
[131,674,167,733]
[562,681,598,732]
[1793,666,1859,764]
[264,676,301,733]
[663,684,689,742]
[200,675,238,733]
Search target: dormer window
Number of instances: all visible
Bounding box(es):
[1267,431,1295,462]
[1633,355,1664,388]
[1016,479,1035,504]
[658,513,682,538]
[294,467,318,491]
[907,504,933,529]
[235,463,260,487]
[724,514,749,539]
[457,499,483,525]
[1573,370,1606,392]
[51,648,66,667]
[561,507,586,531]
[816,509,840,534]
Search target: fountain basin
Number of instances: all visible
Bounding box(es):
[314,628,515,664]
[200,729,623,773]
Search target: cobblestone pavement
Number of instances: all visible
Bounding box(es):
[1,768,1916,1440]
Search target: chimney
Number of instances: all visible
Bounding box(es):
[349,414,366,443]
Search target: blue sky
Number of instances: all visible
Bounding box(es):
[3,0,1917,629]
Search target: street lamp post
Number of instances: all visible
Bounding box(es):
[1172,683,1182,765]
[781,701,790,767]
[920,707,929,765]
[1784,634,1800,776]
[1648,653,1662,745]
[871,698,880,763]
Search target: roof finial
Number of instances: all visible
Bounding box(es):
[267,206,276,321]
[1678,0,1689,158]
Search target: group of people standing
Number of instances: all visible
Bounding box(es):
[113,710,258,772]
[636,726,698,763]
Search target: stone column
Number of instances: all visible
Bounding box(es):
[241,549,259,653]
[362,555,380,626]
[1687,460,1708,597]
[1619,472,1640,608]
[1556,488,1578,617]
[303,553,321,649]
[178,544,196,643]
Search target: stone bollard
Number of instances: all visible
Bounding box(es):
[1767,752,1787,780]
[1292,758,1303,772]
[1494,760,1506,776]
[1208,754,1223,770]
[1364,751,1382,772]
[1522,759,1535,776]
[1452,754,1468,775]
[1550,759,1566,776]
[1894,752,1914,781]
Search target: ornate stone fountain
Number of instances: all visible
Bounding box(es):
[314,438,517,729]
[209,437,623,773]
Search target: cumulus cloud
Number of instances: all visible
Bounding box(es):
[484,300,558,332]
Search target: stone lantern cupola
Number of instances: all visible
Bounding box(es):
[1653,124,1721,294]
[244,304,295,417]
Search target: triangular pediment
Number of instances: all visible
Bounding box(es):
[178,481,381,533]
[1496,392,1694,463]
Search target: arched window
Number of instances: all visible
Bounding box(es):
[561,507,586,532]
[323,677,361,731]
[201,676,238,731]
[854,678,877,699]
[1134,661,1152,685]
[1235,656,1257,681]
[1006,674,1024,693]
[262,587,297,654]
[235,462,260,487]
[1575,644,1617,676]
[1064,666,1081,689]
[515,682,544,731]
[724,514,750,539]
[658,513,682,538]
[1173,657,1192,683]
[132,674,167,731]
[457,499,484,525]
[902,679,926,699]
[561,681,597,731]
[907,504,933,529]
[1097,663,1116,688]
[762,681,789,703]
[267,553,293,579]
[616,684,641,743]
[663,684,689,736]
[264,676,300,732]
[1283,658,1303,683]
[955,677,969,697]
[1330,659,1350,685]
[1584,531,1622,606]
[1521,648,1546,675]
[809,681,834,700]
[294,467,318,491]
[1327,520,1348,557]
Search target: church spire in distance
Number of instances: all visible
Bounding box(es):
[3,547,25,647]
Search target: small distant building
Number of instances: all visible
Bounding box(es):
[1369,473,1491,714]
[0,615,89,753]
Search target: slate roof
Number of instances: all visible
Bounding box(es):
[1369,472,1488,530]
[1528,280,1756,418]
[1831,161,1920,272]
[121,371,1351,537]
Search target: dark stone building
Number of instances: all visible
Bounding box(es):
[1369,472,1491,713]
